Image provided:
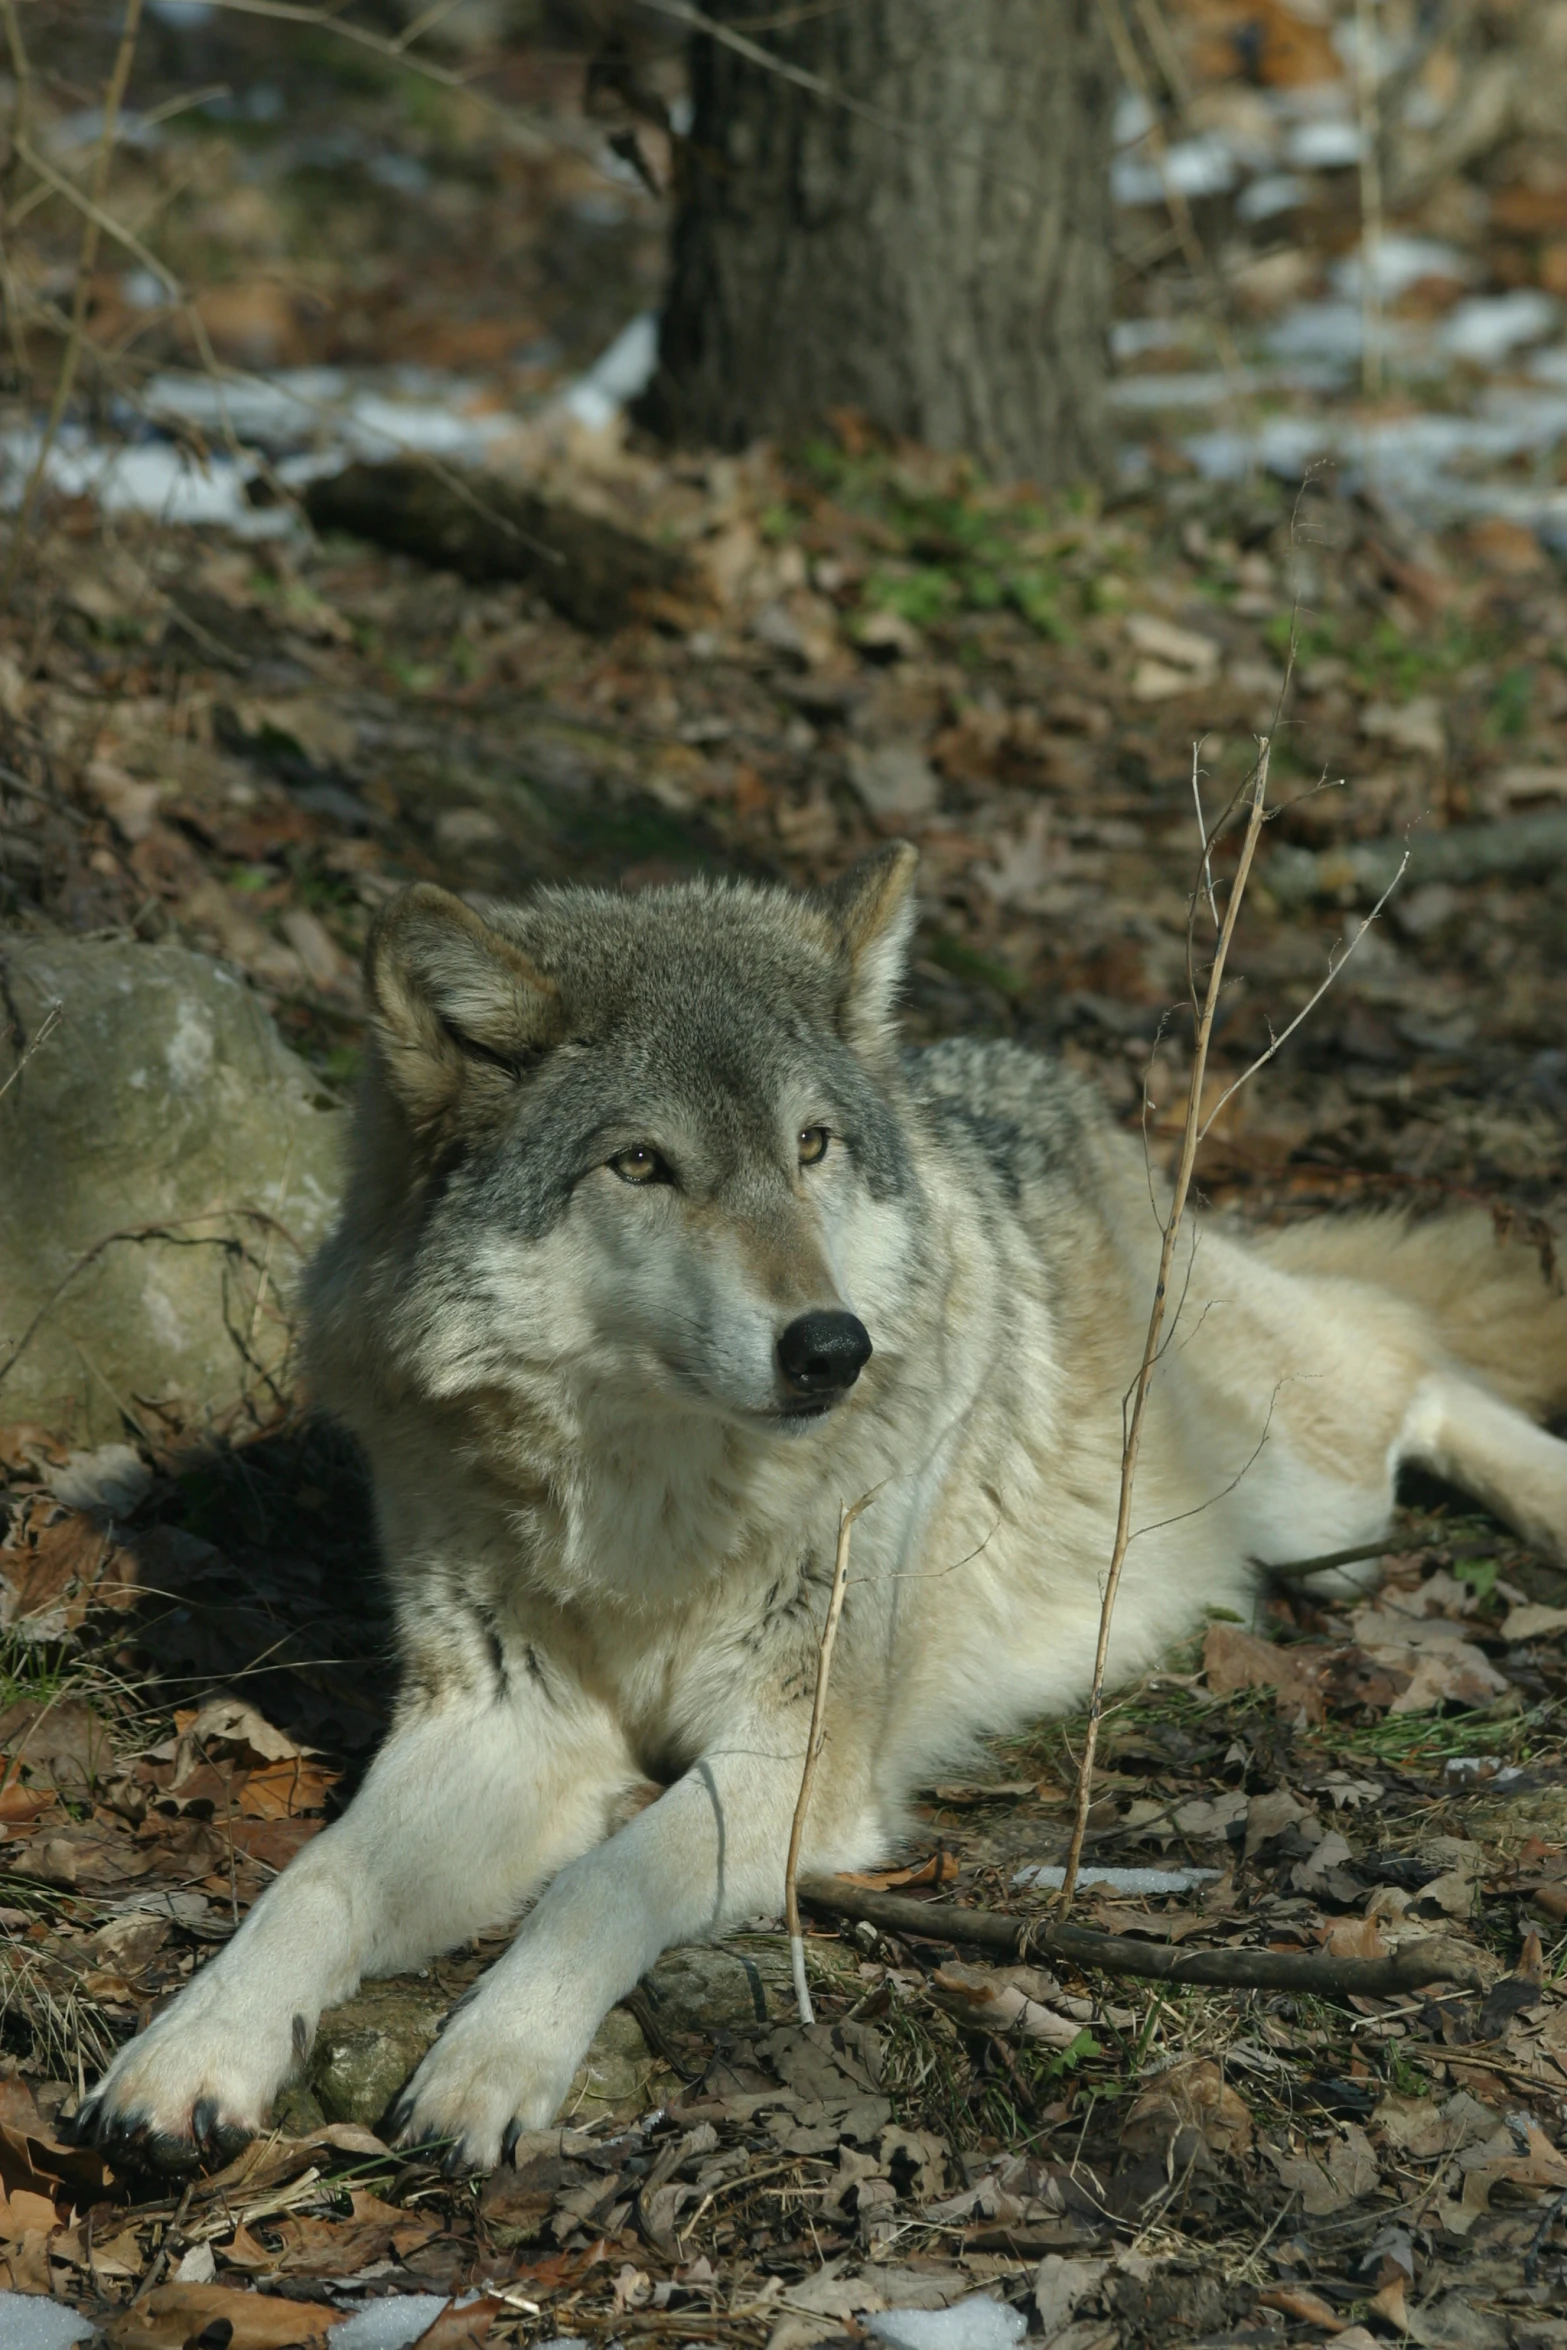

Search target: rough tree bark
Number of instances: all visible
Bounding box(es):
[637,0,1115,486]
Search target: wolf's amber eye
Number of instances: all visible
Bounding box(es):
[609,1146,670,1187]
[798,1127,829,1167]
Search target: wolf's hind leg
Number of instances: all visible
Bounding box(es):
[1400,1371,1567,1562]
[74,1686,631,2169]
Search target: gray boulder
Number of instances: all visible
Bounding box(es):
[0,936,344,1445]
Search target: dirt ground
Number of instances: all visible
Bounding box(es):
[5,4,1567,2345]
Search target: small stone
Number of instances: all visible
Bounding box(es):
[846,740,939,818]
[311,1979,446,2125]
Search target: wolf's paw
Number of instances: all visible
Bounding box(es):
[72,2004,297,2174]
[388,2008,579,2175]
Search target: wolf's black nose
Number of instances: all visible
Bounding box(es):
[777,1310,872,1397]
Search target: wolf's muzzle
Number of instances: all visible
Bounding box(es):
[777,1310,873,1399]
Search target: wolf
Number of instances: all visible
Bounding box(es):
[76,845,1567,2173]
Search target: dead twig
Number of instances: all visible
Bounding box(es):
[1096,0,1248,405]
[0,992,61,1104]
[0,0,146,611]
[0,1209,301,1396]
[1199,855,1409,1140]
[1355,0,1385,398]
[1058,746,1272,1912]
[799,1878,1486,1996]
[785,1491,876,2025]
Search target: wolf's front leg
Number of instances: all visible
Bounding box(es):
[391,1716,868,2170]
[75,1686,631,2169]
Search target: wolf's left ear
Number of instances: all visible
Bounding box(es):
[820,842,919,1053]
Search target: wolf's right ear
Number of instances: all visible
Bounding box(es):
[819,842,919,1054]
[366,884,563,1126]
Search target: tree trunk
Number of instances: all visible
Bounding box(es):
[637,0,1115,486]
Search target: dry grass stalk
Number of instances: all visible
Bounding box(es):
[785,1491,876,2025]
[1355,0,1386,397]
[1057,743,1272,1911]
[0,992,61,1105]
[0,0,146,610]
[1095,0,1248,405]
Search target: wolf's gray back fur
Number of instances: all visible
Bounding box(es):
[75,847,1567,2176]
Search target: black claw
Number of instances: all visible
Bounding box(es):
[63,2098,100,2147]
[192,2097,219,2147]
[440,2139,471,2179]
[386,2094,415,2140]
[142,2128,205,2176]
[102,2110,148,2163]
[501,2118,521,2167]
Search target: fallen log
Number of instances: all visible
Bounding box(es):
[801,1875,1486,1996]
[302,460,694,634]
[1266,807,1567,905]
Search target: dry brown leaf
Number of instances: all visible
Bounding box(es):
[1265,2122,1379,2214]
[0,1509,110,1634]
[105,2280,343,2348]
[931,1962,1084,2047]
[237,1754,340,1819]
[927,1781,1039,1805]
[1456,2119,1567,2229]
[0,2114,119,2204]
[0,2083,42,2134]
[1202,1624,1327,1719]
[1321,1917,1389,1961]
[0,1783,56,1825]
[1258,2284,1345,2329]
[839,1850,958,1891]
[1347,1600,1511,1713]
[0,2183,59,2241]
[409,2296,508,2350]
[181,1697,311,1766]
[225,1815,326,1870]
[1368,2275,1409,2331]
[1120,2059,1252,2165]
[0,2227,53,2293]
[1034,2254,1110,2333]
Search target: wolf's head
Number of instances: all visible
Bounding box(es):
[342,848,924,1434]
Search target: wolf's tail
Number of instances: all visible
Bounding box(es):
[1254,1207,1567,1420]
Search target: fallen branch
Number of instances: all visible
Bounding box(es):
[1260,1528,1506,1583]
[785,1493,876,2025]
[1058,747,1271,1910]
[1267,807,1567,905]
[800,1878,1486,1996]
[302,462,694,634]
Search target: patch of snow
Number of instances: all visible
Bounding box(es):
[1330,236,1470,301]
[1013,1864,1222,1895]
[334,2299,488,2350]
[1285,117,1364,169]
[561,313,660,430]
[1113,135,1239,207]
[0,2296,95,2350]
[1439,291,1560,365]
[1237,172,1308,223]
[868,2298,1028,2350]
[45,1443,151,1518]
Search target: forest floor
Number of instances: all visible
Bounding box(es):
[5,6,1567,2345]
[3,417,1567,2350]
